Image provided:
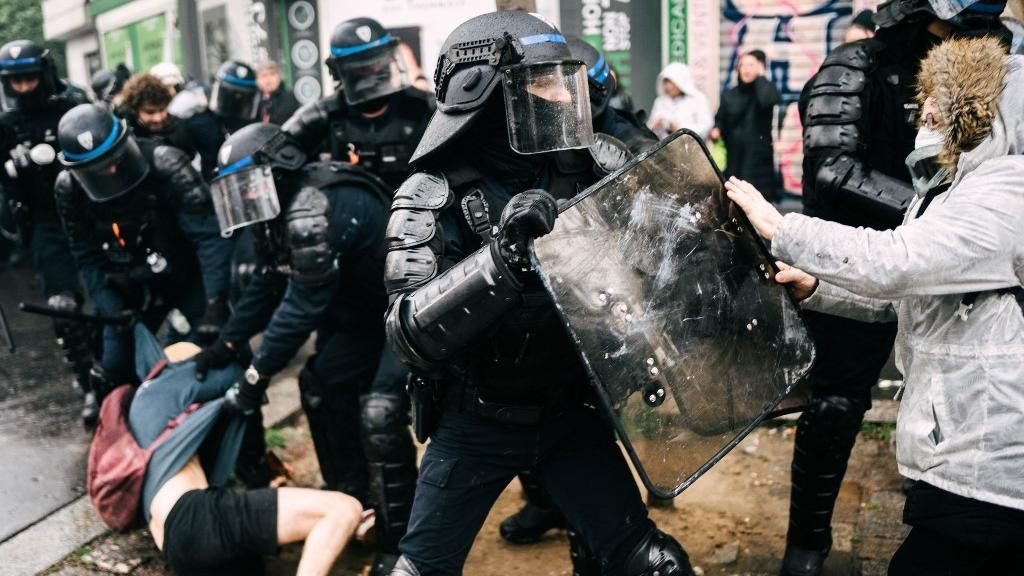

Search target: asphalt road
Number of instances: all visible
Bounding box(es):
[0,264,91,543]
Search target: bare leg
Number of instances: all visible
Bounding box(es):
[276,487,363,576]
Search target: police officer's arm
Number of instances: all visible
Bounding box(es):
[218,269,288,347]
[54,171,123,314]
[249,186,345,377]
[801,42,913,227]
[154,145,233,303]
[384,173,554,372]
[281,100,330,158]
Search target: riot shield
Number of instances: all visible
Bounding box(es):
[531,130,815,498]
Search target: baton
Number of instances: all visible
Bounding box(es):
[0,302,14,353]
[18,302,134,326]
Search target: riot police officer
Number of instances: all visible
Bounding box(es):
[0,40,95,422]
[383,12,694,576]
[53,103,233,391]
[210,59,261,135]
[197,123,417,575]
[283,17,434,190]
[497,35,659,573]
[786,2,1010,574]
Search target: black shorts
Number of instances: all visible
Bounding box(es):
[163,487,278,576]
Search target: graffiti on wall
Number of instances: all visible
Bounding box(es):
[720,0,852,195]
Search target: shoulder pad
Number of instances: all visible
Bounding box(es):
[384,246,437,294]
[281,99,330,138]
[392,172,451,210]
[54,170,76,202]
[154,145,211,211]
[808,65,867,96]
[285,186,337,285]
[54,170,89,241]
[803,93,863,126]
[819,39,881,72]
[803,123,860,152]
[152,144,192,173]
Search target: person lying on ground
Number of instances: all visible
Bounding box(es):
[129,330,366,576]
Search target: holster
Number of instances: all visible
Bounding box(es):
[408,374,442,443]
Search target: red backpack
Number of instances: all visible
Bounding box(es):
[86,359,199,532]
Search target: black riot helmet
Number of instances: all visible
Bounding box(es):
[0,40,59,112]
[326,17,412,106]
[875,0,1010,41]
[57,103,151,202]
[411,11,594,165]
[210,60,260,123]
[210,123,306,237]
[566,35,615,119]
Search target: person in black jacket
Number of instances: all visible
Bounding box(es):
[712,49,780,201]
[256,62,300,126]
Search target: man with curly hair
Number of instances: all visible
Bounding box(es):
[118,73,202,168]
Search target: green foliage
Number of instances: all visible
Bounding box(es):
[860,422,896,443]
[0,0,68,76]
[265,427,287,450]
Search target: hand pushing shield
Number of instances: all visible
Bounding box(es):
[530,130,815,497]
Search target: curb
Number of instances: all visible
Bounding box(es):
[0,371,303,576]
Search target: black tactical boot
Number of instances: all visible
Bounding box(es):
[500,471,567,543]
[780,395,866,576]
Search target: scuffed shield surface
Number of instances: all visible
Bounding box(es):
[531,130,814,497]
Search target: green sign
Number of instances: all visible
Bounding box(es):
[101,12,182,71]
[666,0,687,64]
[102,27,131,69]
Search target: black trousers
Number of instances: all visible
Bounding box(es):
[399,404,651,575]
[888,482,1024,575]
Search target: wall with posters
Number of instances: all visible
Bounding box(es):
[718,0,852,195]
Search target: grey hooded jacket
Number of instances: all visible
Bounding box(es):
[772,46,1024,511]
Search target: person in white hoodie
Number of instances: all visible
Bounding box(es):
[725,37,1024,575]
[647,62,713,140]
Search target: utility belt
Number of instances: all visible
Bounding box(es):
[407,373,581,442]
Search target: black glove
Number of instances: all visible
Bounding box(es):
[223,374,268,416]
[196,297,229,346]
[496,189,558,272]
[194,339,248,380]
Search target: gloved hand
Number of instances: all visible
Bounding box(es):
[196,297,229,346]
[496,189,558,272]
[194,338,248,380]
[223,373,268,416]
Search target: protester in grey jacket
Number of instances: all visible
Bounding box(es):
[725,37,1024,575]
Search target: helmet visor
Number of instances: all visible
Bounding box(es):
[210,163,281,237]
[502,62,594,154]
[0,73,42,112]
[336,44,411,105]
[210,81,259,121]
[68,136,150,202]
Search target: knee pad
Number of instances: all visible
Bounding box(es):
[388,555,421,576]
[796,395,867,454]
[623,528,694,576]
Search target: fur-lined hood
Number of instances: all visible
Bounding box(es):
[916,36,1023,181]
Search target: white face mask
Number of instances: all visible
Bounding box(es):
[914,126,943,150]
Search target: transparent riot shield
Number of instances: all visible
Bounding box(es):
[531,130,815,497]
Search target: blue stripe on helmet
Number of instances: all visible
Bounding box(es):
[0,57,41,69]
[520,33,567,46]
[217,155,255,178]
[63,116,121,163]
[217,72,257,88]
[330,33,393,58]
[588,55,609,84]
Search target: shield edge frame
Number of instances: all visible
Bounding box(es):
[530,129,816,498]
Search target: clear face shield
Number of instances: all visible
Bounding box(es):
[67,135,151,202]
[0,72,41,112]
[335,42,412,105]
[210,81,259,121]
[501,61,595,154]
[210,162,282,237]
